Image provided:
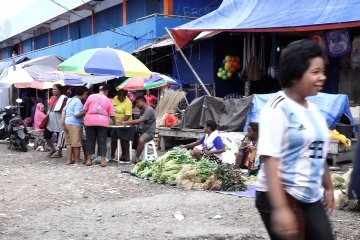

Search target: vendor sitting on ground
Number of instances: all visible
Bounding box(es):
[180,120,225,163]
[121,96,156,164]
[235,122,259,176]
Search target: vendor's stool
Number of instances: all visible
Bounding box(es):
[140,140,158,161]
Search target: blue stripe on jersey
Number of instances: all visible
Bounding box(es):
[281,104,304,186]
[301,110,326,202]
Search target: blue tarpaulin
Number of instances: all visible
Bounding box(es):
[244,92,355,132]
[173,0,360,48]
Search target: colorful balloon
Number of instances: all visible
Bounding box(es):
[225,62,231,69]
[218,55,241,79]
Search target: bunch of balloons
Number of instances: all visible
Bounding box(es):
[217,55,241,80]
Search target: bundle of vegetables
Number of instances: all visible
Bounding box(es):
[152,148,195,185]
[212,164,247,191]
[177,157,219,190]
[194,156,219,182]
[167,147,195,164]
[131,160,154,178]
[176,164,204,190]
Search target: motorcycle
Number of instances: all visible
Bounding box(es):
[0,98,30,152]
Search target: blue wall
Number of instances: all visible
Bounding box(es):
[95,4,122,33]
[79,16,92,39]
[23,38,32,53]
[127,0,162,24]
[172,39,214,85]
[1,47,12,59]
[34,33,48,50]
[12,16,190,60]
[51,25,68,45]
[174,0,221,17]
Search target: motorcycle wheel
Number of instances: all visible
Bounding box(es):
[20,139,28,152]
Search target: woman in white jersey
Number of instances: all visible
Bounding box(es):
[256,39,334,240]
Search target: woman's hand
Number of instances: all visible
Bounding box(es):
[323,188,335,214]
[271,206,299,238]
[203,150,211,155]
[247,145,255,151]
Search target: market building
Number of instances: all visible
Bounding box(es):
[0,0,221,106]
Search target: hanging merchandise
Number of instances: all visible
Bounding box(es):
[239,33,250,80]
[217,55,241,80]
[350,36,360,69]
[326,29,351,57]
[267,33,278,79]
[259,35,266,75]
[310,31,329,63]
[246,33,262,81]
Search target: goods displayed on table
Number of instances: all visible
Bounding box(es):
[131,147,247,191]
[156,89,186,126]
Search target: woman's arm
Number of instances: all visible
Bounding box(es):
[60,108,66,125]
[264,156,299,237]
[322,162,335,214]
[124,117,145,125]
[204,148,225,155]
[110,116,117,125]
[122,115,131,122]
[75,111,86,118]
[180,140,201,149]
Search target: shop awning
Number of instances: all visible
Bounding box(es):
[133,31,220,53]
[172,0,360,48]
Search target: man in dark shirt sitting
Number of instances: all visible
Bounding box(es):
[122,96,156,163]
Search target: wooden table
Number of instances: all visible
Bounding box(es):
[157,127,205,151]
[327,139,358,166]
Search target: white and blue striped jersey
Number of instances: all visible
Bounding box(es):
[256,91,330,203]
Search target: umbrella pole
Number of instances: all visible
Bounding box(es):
[165,27,211,96]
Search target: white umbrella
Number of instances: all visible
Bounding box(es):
[0,68,34,84]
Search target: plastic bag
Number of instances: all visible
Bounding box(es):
[165,114,179,127]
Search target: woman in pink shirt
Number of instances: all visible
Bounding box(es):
[83,84,116,167]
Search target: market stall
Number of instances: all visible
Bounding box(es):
[157,127,204,152]
[168,6,360,165]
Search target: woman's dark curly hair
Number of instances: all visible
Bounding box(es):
[278,39,324,88]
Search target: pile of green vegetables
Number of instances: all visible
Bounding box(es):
[131,147,194,184]
[131,147,247,191]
